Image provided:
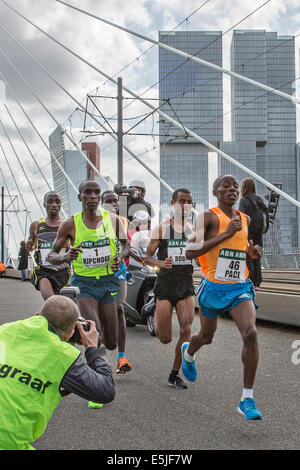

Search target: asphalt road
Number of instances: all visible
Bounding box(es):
[0,278,299,451]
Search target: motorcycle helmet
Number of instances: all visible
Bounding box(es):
[131,210,150,230]
[132,210,150,224]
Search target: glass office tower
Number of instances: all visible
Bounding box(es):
[228,30,297,252]
[158,31,223,213]
[159,29,298,252]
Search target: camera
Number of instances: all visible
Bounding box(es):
[60,287,90,344]
[113,184,135,197]
[68,316,90,344]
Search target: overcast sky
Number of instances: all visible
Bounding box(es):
[0,0,299,258]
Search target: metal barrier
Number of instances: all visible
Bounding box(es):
[262,252,300,270]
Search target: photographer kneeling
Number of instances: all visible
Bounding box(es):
[0,295,115,450]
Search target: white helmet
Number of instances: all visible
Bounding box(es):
[132,210,150,224]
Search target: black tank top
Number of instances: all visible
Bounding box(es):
[157,223,193,281]
[34,218,67,270]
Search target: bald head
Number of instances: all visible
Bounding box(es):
[40,295,79,340]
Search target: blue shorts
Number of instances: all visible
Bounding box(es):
[114,261,127,282]
[70,273,120,304]
[196,278,256,319]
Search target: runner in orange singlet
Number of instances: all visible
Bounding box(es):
[181,175,263,420]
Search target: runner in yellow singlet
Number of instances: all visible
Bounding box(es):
[48,180,130,352]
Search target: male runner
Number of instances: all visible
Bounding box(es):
[49,181,130,352]
[26,191,71,300]
[101,190,132,374]
[182,175,263,420]
[145,188,195,389]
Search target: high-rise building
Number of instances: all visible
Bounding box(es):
[49,126,113,215]
[158,30,298,252]
[227,30,297,252]
[158,31,223,213]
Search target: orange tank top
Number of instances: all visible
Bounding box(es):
[198,207,249,284]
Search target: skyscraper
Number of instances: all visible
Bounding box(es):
[158,30,298,253]
[158,31,223,212]
[226,30,297,252]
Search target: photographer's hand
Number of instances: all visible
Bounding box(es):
[77,320,99,349]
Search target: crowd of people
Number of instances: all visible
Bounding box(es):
[0,175,269,449]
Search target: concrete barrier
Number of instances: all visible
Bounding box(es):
[2,269,31,280]
[3,269,300,327]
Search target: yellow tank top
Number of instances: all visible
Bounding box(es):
[198,207,249,284]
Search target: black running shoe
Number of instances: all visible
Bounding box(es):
[168,374,188,389]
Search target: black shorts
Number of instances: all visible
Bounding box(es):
[154,276,195,307]
[31,266,71,295]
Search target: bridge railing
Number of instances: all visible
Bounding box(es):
[261,251,300,270]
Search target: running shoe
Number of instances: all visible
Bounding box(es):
[88,401,103,409]
[168,374,188,389]
[181,342,197,382]
[116,356,132,374]
[238,398,263,420]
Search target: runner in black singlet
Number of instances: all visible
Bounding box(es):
[26,192,71,300]
[144,189,195,389]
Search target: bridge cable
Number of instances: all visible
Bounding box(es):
[0,2,299,206]
[53,0,300,107]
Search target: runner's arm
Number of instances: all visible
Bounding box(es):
[112,214,131,262]
[48,218,80,265]
[144,224,172,269]
[186,211,242,259]
[25,221,38,252]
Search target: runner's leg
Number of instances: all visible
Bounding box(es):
[229,300,258,389]
[98,302,118,350]
[230,299,262,419]
[116,281,132,373]
[78,297,102,346]
[154,299,173,344]
[38,278,55,300]
[187,312,218,356]
[173,296,195,371]
[117,281,127,353]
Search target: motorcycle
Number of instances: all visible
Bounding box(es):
[124,247,157,336]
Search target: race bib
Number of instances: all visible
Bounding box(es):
[81,239,111,268]
[168,240,191,265]
[39,241,53,266]
[215,249,246,282]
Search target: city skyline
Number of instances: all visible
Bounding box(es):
[0,0,299,258]
[159,28,298,254]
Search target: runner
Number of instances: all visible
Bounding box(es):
[101,190,132,374]
[49,180,130,347]
[26,191,71,300]
[182,175,263,420]
[49,180,130,408]
[145,188,195,389]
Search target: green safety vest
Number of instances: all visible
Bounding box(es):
[0,316,80,450]
[72,209,117,278]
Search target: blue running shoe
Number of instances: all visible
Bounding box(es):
[238,398,263,420]
[181,342,197,382]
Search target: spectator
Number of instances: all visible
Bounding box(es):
[0,261,5,277]
[17,241,28,282]
[239,178,268,288]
